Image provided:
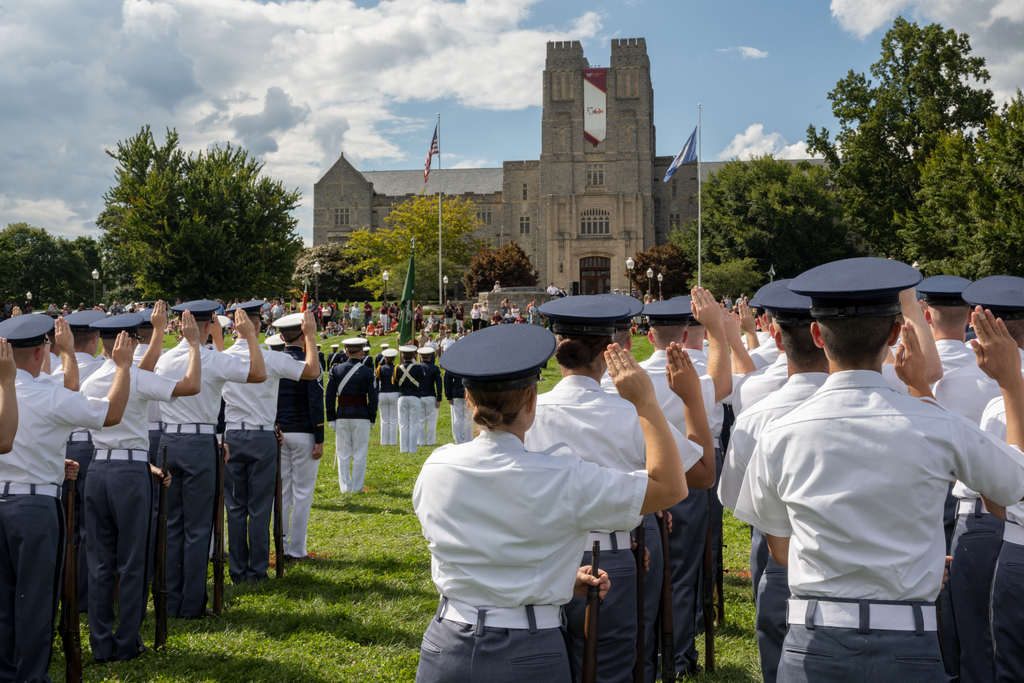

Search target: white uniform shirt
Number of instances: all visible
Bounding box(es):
[735,369,1024,602]
[51,351,106,385]
[221,343,304,426]
[414,429,647,608]
[525,375,700,530]
[748,340,781,371]
[82,360,177,451]
[4,369,109,485]
[978,398,1024,526]
[684,347,726,441]
[935,339,975,374]
[731,351,789,417]
[134,343,165,425]
[155,341,250,425]
[720,372,828,511]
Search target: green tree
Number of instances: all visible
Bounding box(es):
[293,244,362,302]
[671,156,857,278]
[344,193,483,302]
[629,243,692,299]
[898,91,1024,277]
[97,126,304,301]
[461,242,538,295]
[0,223,98,306]
[807,17,994,258]
[688,258,763,298]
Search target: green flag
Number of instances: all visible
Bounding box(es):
[397,246,415,344]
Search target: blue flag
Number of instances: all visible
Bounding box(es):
[663,126,698,182]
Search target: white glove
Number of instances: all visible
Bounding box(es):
[329,421,336,431]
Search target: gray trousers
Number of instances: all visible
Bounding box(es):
[751,526,770,605]
[566,538,637,683]
[415,612,570,683]
[224,429,277,584]
[64,437,93,610]
[159,431,217,617]
[778,622,943,682]
[756,556,789,683]
[949,504,1003,683]
[85,457,151,661]
[0,493,63,683]
[640,514,661,683]
[991,535,1024,683]
[666,487,710,673]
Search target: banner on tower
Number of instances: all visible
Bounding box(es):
[583,68,607,146]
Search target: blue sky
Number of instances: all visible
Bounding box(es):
[1,0,1022,243]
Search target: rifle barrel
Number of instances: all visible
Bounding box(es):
[62,483,82,683]
[581,540,601,683]
[212,439,225,615]
[274,428,284,579]
[702,498,716,674]
[634,523,645,683]
[154,445,169,649]
[658,513,675,683]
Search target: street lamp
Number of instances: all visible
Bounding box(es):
[657,272,663,299]
[92,269,99,305]
[442,275,449,302]
[626,257,635,297]
[646,267,654,300]
[312,261,321,328]
[382,270,390,305]
[26,292,32,311]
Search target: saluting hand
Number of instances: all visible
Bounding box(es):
[971,306,1024,389]
[54,317,74,355]
[574,565,611,600]
[0,339,15,384]
[151,300,168,335]
[233,310,254,339]
[665,343,702,406]
[690,287,724,337]
[605,343,656,413]
[301,310,316,339]
[112,331,133,369]
[181,310,200,346]
[894,321,931,397]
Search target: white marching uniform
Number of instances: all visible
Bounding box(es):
[450,399,473,444]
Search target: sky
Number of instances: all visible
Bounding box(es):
[2,0,1023,245]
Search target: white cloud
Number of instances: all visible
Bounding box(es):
[716,46,769,59]
[0,196,95,237]
[0,0,603,241]
[449,158,494,169]
[718,124,818,160]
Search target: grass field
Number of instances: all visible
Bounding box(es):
[48,329,763,682]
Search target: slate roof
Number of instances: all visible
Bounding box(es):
[361,168,504,197]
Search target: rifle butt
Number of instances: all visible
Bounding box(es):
[581,540,601,683]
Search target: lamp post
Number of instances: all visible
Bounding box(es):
[646,267,654,300]
[26,291,32,312]
[657,272,663,299]
[312,261,321,329]
[442,275,449,302]
[382,270,390,305]
[626,257,635,297]
[92,269,99,305]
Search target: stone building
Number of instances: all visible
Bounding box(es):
[314,37,737,295]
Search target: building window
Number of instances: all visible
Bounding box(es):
[671,180,677,198]
[580,208,610,235]
[519,216,531,235]
[334,208,350,226]
[586,164,604,186]
[669,212,680,229]
[477,207,492,225]
[522,183,528,201]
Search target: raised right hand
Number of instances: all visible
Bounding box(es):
[971,306,1024,388]
[150,300,168,335]
[181,310,200,346]
[233,310,254,338]
[690,287,725,336]
[54,317,74,354]
[112,331,134,369]
[665,343,703,406]
[0,339,14,383]
[606,343,657,412]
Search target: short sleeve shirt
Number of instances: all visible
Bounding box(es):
[222,343,305,425]
[155,341,250,425]
[82,361,178,451]
[979,398,1024,527]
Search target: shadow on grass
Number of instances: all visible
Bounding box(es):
[89,649,339,683]
[314,501,413,515]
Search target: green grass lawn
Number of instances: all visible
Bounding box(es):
[48,329,763,682]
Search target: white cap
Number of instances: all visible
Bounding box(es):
[342,337,364,348]
[382,348,398,358]
[398,345,418,353]
[273,312,304,329]
[217,315,233,328]
[331,344,339,349]
[265,334,285,348]
[380,343,389,349]
[363,345,371,351]
[417,347,435,355]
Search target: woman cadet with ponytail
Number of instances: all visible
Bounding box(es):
[412,323,690,683]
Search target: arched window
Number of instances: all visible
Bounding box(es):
[580,208,610,235]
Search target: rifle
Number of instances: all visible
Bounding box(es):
[702,497,716,674]
[153,445,169,649]
[633,523,645,683]
[212,439,225,615]
[581,540,601,683]
[59,483,82,683]
[657,513,676,683]
[274,427,284,579]
[717,540,725,625]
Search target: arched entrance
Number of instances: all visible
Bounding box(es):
[580,256,611,295]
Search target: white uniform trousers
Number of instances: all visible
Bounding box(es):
[378,392,399,445]
[279,432,319,559]
[398,396,422,453]
[335,419,372,493]
[419,396,438,446]
[450,398,473,444]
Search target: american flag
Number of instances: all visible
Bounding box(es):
[424,123,439,183]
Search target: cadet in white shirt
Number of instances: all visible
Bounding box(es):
[81,311,201,662]
[414,324,691,683]
[718,284,829,683]
[221,304,319,583]
[0,314,131,681]
[528,295,712,682]
[735,258,1024,683]
[154,300,268,618]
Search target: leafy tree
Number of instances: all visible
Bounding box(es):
[671,156,858,278]
[97,126,304,301]
[688,258,763,298]
[898,91,1024,277]
[461,242,538,295]
[293,244,362,302]
[629,243,691,299]
[344,192,483,302]
[0,223,98,306]
[807,17,994,258]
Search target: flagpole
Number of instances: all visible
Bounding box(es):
[438,112,443,306]
[697,103,702,289]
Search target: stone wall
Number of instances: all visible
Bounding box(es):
[474,290,552,316]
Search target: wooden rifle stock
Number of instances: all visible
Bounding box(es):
[274,427,284,579]
[657,513,676,683]
[153,445,169,649]
[716,541,725,625]
[702,497,716,674]
[581,540,601,683]
[60,483,82,683]
[212,439,225,615]
[633,523,645,683]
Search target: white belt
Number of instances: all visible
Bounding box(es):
[165,423,216,435]
[69,432,92,442]
[1004,522,1024,546]
[958,499,990,516]
[225,422,274,432]
[440,598,561,630]
[0,482,61,498]
[787,598,937,632]
[587,531,632,552]
[93,449,148,462]
[148,422,165,431]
